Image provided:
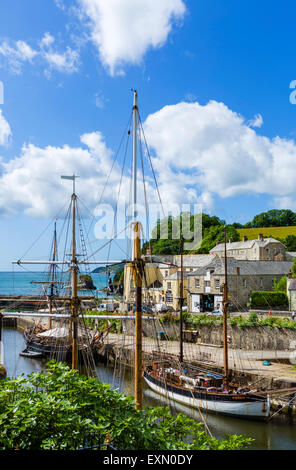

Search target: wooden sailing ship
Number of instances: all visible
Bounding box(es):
[125,91,271,419]
[13,176,119,367]
[142,233,273,419]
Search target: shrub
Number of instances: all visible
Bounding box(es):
[0,361,252,450]
[249,291,288,308]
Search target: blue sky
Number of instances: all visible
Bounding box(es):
[0,0,296,269]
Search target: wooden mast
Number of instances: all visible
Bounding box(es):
[131,90,143,410]
[49,222,57,330]
[179,236,184,364]
[71,187,79,371]
[60,175,80,370]
[222,226,229,389]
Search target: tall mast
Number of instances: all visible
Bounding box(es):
[61,175,80,370]
[179,237,184,364]
[130,90,143,410]
[71,189,79,370]
[222,226,229,389]
[49,221,57,330]
[132,90,138,224]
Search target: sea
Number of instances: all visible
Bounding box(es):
[0,271,110,297]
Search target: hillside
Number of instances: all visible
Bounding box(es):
[238,226,296,241]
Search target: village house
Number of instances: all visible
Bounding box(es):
[187,257,293,313]
[287,276,296,311]
[123,253,217,310]
[210,234,288,261]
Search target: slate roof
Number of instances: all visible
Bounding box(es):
[145,254,217,268]
[188,257,293,277]
[210,237,286,253]
[164,271,188,281]
[288,279,296,291]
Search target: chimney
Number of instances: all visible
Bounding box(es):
[243,236,248,242]
[229,237,233,243]
[258,233,264,241]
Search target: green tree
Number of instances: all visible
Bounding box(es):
[143,213,239,255]
[0,361,252,450]
[251,209,296,228]
[273,276,287,292]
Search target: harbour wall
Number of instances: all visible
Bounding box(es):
[122,319,296,351]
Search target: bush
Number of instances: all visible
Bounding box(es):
[0,361,252,450]
[249,291,288,308]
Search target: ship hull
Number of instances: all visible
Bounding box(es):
[24,331,95,362]
[144,371,270,420]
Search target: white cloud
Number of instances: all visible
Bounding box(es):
[0,40,37,74]
[0,34,79,75]
[248,113,263,128]
[77,0,186,75]
[143,100,296,211]
[0,132,115,217]
[0,110,12,146]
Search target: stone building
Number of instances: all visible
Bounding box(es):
[123,253,217,310]
[187,257,293,313]
[210,234,287,261]
[287,277,296,311]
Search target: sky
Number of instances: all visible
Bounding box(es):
[0,0,296,269]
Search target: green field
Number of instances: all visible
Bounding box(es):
[238,226,296,240]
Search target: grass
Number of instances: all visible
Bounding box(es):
[237,226,296,241]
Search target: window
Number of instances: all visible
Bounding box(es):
[167,282,172,291]
[165,270,168,277]
[214,279,220,289]
[205,281,210,288]
[266,248,269,254]
[242,278,247,288]
[260,278,263,288]
[195,278,200,288]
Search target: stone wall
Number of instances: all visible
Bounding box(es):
[123,319,296,351]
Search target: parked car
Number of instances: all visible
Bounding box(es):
[154,304,168,313]
[133,304,154,314]
[207,309,222,316]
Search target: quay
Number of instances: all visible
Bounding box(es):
[2,313,296,418]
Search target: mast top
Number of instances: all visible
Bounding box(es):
[61,174,79,196]
[132,89,138,110]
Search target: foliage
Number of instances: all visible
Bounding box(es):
[292,258,296,278]
[79,274,96,290]
[273,276,287,292]
[159,312,296,330]
[249,209,296,228]
[249,291,288,308]
[0,361,252,450]
[113,267,124,285]
[142,213,239,255]
[84,310,122,333]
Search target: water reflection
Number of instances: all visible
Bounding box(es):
[3,328,296,450]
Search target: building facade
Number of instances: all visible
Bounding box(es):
[187,257,293,312]
[123,253,217,310]
[210,234,287,261]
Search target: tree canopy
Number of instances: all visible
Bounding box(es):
[0,361,252,450]
[142,213,239,255]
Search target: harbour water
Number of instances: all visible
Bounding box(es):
[2,327,296,450]
[0,271,110,297]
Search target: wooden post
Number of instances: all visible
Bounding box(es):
[133,222,143,410]
[223,226,229,388]
[179,237,184,364]
[71,193,79,371]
